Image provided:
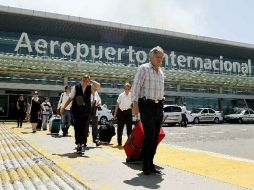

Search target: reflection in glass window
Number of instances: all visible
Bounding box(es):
[0,95,8,116]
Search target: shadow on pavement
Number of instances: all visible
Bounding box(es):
[123,161,142,171]
[84,146,102,151]
[21,131,34,134]
[53,152,89,158]
[99,142,114,146]
[111,145,124,150]
[123,173,164,189]
[123,162,164,172]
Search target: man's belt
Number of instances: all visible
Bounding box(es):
[119,108,132,111]
[146,99,163,104]
[139,97,164,104]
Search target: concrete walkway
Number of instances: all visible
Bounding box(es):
[1,122,254,190]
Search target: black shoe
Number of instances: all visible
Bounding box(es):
[142,168,151,175]
[150,168,162,174]
[142,161,150,175]
[149,164,162,174]
[82,144,87,151]
[95,140,100,147]
[76,146,82,154]
[63,133,67,137]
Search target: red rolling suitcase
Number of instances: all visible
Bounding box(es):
[124,120,165,162]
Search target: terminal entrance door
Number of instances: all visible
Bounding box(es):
[0,95,8,118]
[8,95,20,119]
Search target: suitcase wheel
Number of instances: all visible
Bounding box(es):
[126,157,137,163]
[126,157,132,163]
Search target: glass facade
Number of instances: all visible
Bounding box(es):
[1,30,254,118]
[181,85,219,94]
[182,97,219,111]
[223,99,247,114]
[1,31,253,75]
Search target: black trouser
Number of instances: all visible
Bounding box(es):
[181,113,187,127]
[138,99,163,168]
[17,110,25,127]
[73,111,90,145]
[90,114,99,142]
[117,108,132,145]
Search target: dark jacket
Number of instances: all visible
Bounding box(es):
[71,83,91,116]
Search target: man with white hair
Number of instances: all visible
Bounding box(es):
[132,46,165,175]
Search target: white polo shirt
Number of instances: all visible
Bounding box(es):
[117,92,132,111]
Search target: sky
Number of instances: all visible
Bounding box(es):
[0,0,254,45]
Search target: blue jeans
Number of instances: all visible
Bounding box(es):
[61,110,71,134]
[42,114,50,130]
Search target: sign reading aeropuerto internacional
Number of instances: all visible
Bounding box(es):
[14,32,252,76]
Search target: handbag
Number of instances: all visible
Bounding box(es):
[76,95,84,106]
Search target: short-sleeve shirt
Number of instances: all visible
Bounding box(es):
[117,92,132,111]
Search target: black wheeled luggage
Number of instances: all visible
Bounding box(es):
[98,121,116,143]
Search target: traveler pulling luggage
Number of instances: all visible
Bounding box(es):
[98,120,116,143]
[49,114,61,134]
[124,119,166,163]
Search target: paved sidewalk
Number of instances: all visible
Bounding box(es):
[1,122,254,190]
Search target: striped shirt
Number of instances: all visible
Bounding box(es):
[131,62,165,102]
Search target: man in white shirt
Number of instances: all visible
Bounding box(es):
[58,86,72,136]
[114,82,132,146]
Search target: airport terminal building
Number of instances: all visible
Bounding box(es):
[1,5,254,119]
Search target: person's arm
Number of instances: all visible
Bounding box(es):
[91,80,101,91]
[16,101,20,110]
[40,102,45,112]
[114,94,121,119]
[114,103,119,119]
[132,101,139,118]
[97,92,102,106]
[60,97,72,115]
[57,93,64,109]
[28,99,33,115]
[131,66,146,117]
